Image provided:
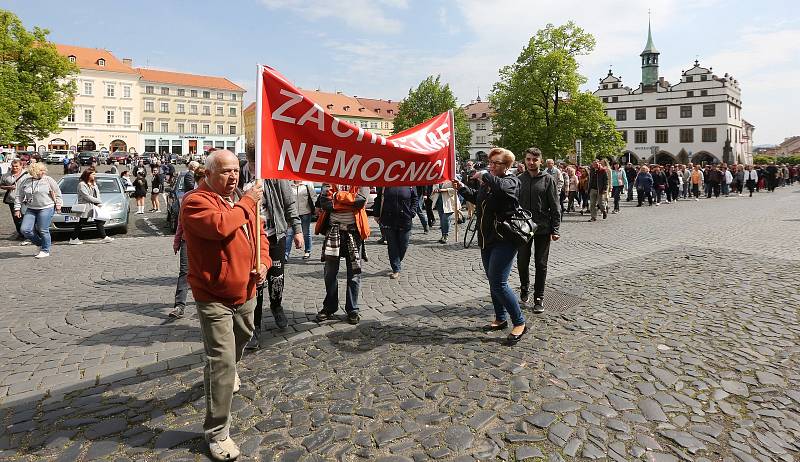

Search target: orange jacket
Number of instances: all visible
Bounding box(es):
[315,185,370,240]
[180,183,272,306]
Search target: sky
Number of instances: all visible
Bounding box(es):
[7,0,799,145]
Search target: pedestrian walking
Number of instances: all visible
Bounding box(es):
[132,173,148,214]
[413,185,430,233]
[588,159,609,220]
[169,166,206,318]
[430,180,458,243]
[635,165,654,206]
[690,165,704,200]
[666,165,681,203]
[722,165,733,196]
[1,160,28,240]
[744,165,758,197]
[150,167,163,212]
[680,164,691,199]
[733,164,745,195]
[578,166,590,214]
[516,147,560,313]
[314,184,371,325]
[706,165,722,198]
[69,167,113,245]
[565,166,578,213]
[180,150,270,461]
[610,162,628,213]
[652,165,667,205]
[625,162,637,201]
[285,180,317,261]
[374,186,417,279]
[455,147,527,345]
[14,162,62,258]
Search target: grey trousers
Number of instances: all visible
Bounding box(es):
[174,242,189,308]
[196,298,256,442]
[589,189,607,219]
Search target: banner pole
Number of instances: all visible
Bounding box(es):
[450,110,459,243]
[254,65,264,272]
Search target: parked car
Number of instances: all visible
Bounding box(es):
[77,151,99,165]
[51,173,133,234]
[165,171,192,233]
[46,150,70,164]
[97,151,110,164]
[108,151,131,164]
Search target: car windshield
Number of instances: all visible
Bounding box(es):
[59,177,122,194]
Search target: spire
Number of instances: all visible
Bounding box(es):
[641,11,658,55]
[476,86,481,102]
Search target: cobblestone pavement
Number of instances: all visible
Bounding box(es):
[1,186,799,461]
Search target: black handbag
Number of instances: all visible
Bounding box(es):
[496,208,538,247]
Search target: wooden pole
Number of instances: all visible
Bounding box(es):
[254,179,262,271]
[451,188,459,243]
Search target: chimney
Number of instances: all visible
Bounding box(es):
[123,58,132,66]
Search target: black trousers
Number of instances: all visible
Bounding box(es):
[71,217,106,239]
[254,235,286,328]
[8,204,22,236]
[626,182,634,201]
[424,198,436,225]
[611,186,623,211]
[707,183,720,198]
[638,188,653,206]
[517,234,552,300]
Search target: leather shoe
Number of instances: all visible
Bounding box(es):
[481,320,508,332]
[271,306,288,329]
[315,309,337,322]
[506,325,528,345]
[532,297,545,314]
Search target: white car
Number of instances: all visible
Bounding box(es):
[46,150,71,164]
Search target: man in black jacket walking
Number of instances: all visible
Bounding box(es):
[625,162,637,201]
[517,147,561,313]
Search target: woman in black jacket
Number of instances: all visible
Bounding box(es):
[651,165,668,205]
[374,186,417,279]
[455,147,527,345]
[666,165,681,203]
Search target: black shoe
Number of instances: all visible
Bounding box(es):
[271,306,288,329]
[532,297,544,314]
[602,210,608,219]
[245,329,260,350]
[481,320,508,332]
[347,312,360,325]
[506,325,528,346]
[315,309,337,322]
[438,236,447,244]
[519,286,529,304]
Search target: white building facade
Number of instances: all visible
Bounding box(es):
[594,25,751,165]
[463,100,496,161]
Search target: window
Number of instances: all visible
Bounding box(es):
[123,111,130,125]
[701,90,708,96]
[700,75,707,81]
[161,87,169,95]
[656,107,667,119]
[97,58,105,67]
[680,128,693,143]
[202,124,209,134]
[687,91,694,97]
[84,82,93,96]
[160,102,169,113]
[191,89,198,98]
[612,96,619,103]
[635,108,646,120]
[476,123,486,130]
[68,55,76,63]
[216,106,223,116]
[176,103,185,114]
[361,121,368,128]
[619,130,627,142]
[84,109,92,123]
[655,129,668,144]
[145,86,154,94]
[680,105,692,118]
[686,76,694,82]
[145,101,154,112]
[190,105,198,114]
[67,111,75,122]
[177,123,185,133]
[634,130,647,143]
[602,97,608,103]
[203,91,210,99]
[178,89,185,96]
[603,84,608,89]
[217,92,224,100]
[616,110,627,121]
[106,85,115,97]
[476,136,486,143]
[703,104,715,117]
[231,93,237,101]
[191,123,197,133]
[203,106,210,115]
[106,110,114,124]
[217,124,224,134]
[161,122,169,133]
[123,86,131,98]
[145,121,154,132]
[229,107,236,116]
[370,122,378,129]
[229,125,236,135]
[702,128,717,142]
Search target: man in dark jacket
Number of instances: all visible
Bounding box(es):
[706,165,723,198]
[516,147,560,313]
[588,159,609,221]
[625,162,637,201]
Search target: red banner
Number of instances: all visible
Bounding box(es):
[256,65,456,186]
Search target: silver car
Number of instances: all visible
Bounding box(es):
[51,173,133,234]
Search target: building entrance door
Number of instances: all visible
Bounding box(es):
[188,140,197,154]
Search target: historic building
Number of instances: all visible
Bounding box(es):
[33,44,142,154]
[136,68,245,156]
[463,99,496,161]
[594,23,752,165]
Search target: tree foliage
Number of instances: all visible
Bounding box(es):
[393,75,472,160]
[0,9,77,145]
[490,21,624,162]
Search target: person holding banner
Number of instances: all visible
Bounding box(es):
[454,148,528,346]
[430,180,458,244]
[180,150,271,461]
[314,184,371,325]
[374,186,418,279]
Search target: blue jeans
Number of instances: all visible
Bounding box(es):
[285,213,313,259]
[385,227,411,273]
[21,206,55,252]
[435,197,452,237]
[481,241,525,327]
[415,197,428,230]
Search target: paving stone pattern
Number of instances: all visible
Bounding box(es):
[0,187,799,461]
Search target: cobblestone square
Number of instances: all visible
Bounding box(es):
[1,188,798,461]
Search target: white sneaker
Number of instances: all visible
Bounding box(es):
[19,241,32,246]
[233,372,241,393]
[69,238,83,245]
[34,251,50,259]
[695,198,699,202]
[101,236,114,243]
[208,437,240,461]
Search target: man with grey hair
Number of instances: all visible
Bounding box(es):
[183,160,200,191]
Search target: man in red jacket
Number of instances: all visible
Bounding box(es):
[180,149,271,461]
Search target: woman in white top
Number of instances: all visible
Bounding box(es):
[285,180,318,260]
[14,162,62,258]
[70,167,113,245]
[430,180,459,244]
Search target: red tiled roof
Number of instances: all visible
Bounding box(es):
[355,97,400,120]
[463,101,493,119]
[136,68,244,92]
[55,44,136,74]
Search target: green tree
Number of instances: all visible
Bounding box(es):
[490,21,623,162]
[393,75,472,161]
[0,9,77,145]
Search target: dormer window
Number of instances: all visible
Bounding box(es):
[358,107,364,112]
[343,105,350,111]
[387,110,393,114]
[326,104,334,110]
[97,58,105,67]
[481,113,487,117]
[68,55,76,63]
